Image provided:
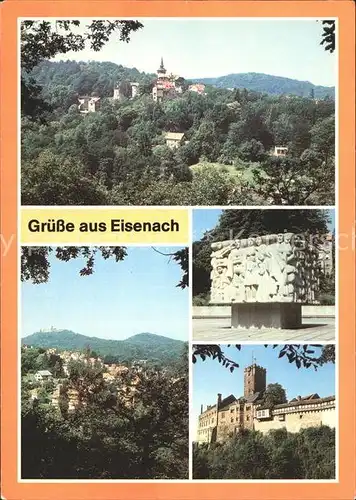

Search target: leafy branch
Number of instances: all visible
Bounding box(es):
[320,20,336,54]
[192,344,335,371]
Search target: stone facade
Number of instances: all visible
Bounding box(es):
[196,363,335,443]
[196,402,218,443]
[78,96,100,113]
[210,233,320,305]
[113,82,140,100]
[255,395,336,434]
[197,364,266,443]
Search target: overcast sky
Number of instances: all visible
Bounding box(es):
[52,19,336,86]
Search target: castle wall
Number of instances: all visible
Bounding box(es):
[216,403,241,441]
[254,407,336,434]
[197,406,218,443]
[216,401,255,441]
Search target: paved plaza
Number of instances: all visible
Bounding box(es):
[193,316,335,342]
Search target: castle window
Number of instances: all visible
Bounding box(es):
[246,405,250,411]
[299,414,303,419]
[246,415,250,421]
[230,408,234,413]
[221,413,225,419]
[231,417,234,423]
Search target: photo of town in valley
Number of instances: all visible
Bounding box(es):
[21,19,335,206]
[21,246,189,479]
[193,208,335,341]
[192,344,336,479]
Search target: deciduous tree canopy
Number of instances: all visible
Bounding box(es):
[22,58,335,206]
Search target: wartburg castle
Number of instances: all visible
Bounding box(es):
[196,362,336,443]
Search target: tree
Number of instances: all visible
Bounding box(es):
[21,246,188,290]
[21,52,335,206]
[22,151,110,205]
[253,155,334,205]
[193,426,335,479]
[310,116,335,164]
[260,383,287,408]
[320,20,335,53]
[192,344,335,371]
[22,357,189,479]
[21,246,127,284]
[21,21,143,73]
[238,139,266,162]
[21,21,143,122]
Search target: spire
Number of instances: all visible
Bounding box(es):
[157,57,166,75]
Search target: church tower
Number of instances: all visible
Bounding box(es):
[244,363,266,397]
[157,57,167,79]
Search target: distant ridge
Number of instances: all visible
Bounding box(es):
[193,72,334,99]
[22,329,185,363]
[30,61,334,99]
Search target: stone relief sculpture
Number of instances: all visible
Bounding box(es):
[210,233,320,304]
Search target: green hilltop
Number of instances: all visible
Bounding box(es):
[22,329,185,364]
[196,72,334,99]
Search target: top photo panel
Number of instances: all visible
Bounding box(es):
[21,18,336,207]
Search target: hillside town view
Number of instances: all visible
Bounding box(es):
[21,19,335,206]
[21,336,188,479]
[21,246,189,479]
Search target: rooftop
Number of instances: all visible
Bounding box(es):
[165,132,185,141]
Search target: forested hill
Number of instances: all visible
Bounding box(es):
[29,61,334,99]
[22,59,335,207]
[22,329,185,364]
[29,60,156,104]
[196,73,334,99]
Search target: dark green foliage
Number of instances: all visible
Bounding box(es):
[193,209,330,297]
[22,59,335,206]
[193,426,335,479]
[320,21,336,54]
[21,348,65,376]
[192,344,335,371]
[21,21,143,73]
[196,73,335,98]
[21,245,188,291]
[260,383,287,408]
[22,332,186,367]
[21,246,127,284]
[21,348,188,479]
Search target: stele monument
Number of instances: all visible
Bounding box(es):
[210,233,320,329]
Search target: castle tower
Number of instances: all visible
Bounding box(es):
[244,363,266,398]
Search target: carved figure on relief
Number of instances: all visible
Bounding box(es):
[209,232,320,305]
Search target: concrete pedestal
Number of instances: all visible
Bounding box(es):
[231,303,302,329]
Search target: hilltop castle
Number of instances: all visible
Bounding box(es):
[152,57,183,102]
[110,57,206,105]
[196,362,335,443]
